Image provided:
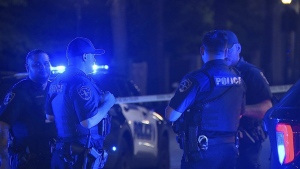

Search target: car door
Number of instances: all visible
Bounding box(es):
[119,103,157,156]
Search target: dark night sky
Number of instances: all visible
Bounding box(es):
[0,0,260,69]
[0,0,216,92]
[0,0,114,69]
[1,0,298,94]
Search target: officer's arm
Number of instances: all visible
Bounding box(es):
[243,99,273,119]
[80,92,115,129]
[165,106,182,122]
[0,121,11,169]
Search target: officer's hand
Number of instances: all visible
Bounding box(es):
[103,91,116,107]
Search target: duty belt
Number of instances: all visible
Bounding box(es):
[206,136,235,145]
[197,135,236,151]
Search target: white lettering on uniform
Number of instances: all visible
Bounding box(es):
[214,76,241,86]
[215,78,221,85]
[222,77,226,85]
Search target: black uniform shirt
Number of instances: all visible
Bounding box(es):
[236,57,272,105]
[47,67,104,147]
[236,57,272,128]
[0,78,55,153]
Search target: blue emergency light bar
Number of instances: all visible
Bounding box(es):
[50,66,65,74]
[92,64,109,73]
[50,64,109,74]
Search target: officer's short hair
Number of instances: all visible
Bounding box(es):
[26,49,47,64]
[202,30,228,54]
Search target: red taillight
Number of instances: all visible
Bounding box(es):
[276,123,294,164]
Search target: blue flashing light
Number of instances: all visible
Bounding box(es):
[50,64,109,74]
[51,66,66,74]
[111,146,117,151]
[93,64,109,73]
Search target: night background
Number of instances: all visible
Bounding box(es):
[0,0,299,95]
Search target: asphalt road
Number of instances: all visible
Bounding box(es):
[168,127,271,169]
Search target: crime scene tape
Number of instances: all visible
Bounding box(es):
[116,94,174,104]
[116,84,293,104]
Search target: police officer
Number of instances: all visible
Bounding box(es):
[46,37,115,169]
[0,49,56,169]
[165,30,246,169]
[224,30,273,169]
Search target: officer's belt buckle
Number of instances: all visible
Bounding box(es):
[197,135,208,151]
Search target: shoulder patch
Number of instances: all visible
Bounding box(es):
[77,86,91,100]
[3,92,15,105]
[179,79,192,92]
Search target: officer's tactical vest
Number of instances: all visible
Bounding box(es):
[191,68,245,132]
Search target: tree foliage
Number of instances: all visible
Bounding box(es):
[0,0,112,72]
[0,0,270,84]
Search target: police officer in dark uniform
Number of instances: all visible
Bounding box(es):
[46,37,115,169]
[165,30,246,169]
[224,30,273,169]
[0,49,56,169]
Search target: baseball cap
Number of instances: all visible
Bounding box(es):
[225,30,239,48]
[66,37,105,58]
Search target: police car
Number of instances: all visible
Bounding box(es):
[89,72,170,169]
[0,68,171,169]
[264,79,300,169]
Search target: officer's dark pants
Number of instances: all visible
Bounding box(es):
[181,143,238,169]
[10,152,51,169]
[51,147,84,169]
[236,141,262,169]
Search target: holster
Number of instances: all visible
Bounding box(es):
[188,126,200,152]
[10,152,26,169]
[10,150,37,169]
[238,125,267,144]
[186,126,204,162]
[55,142,85,165]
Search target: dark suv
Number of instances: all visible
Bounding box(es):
[264,79,300,169]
